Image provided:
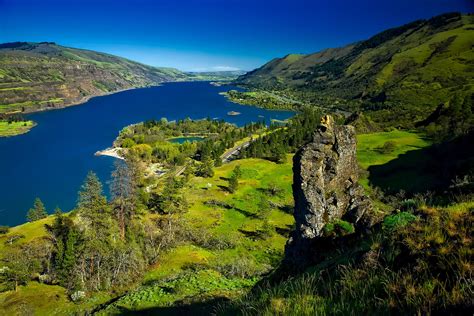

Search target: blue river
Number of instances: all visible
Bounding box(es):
[0,82,294,226]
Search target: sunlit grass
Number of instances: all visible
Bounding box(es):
[0,121,35,137]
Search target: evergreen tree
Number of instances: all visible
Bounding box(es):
[78,171,107,212]
[233,165,242,178]
[257,196,271,220]
[197,156,215,178]
[110,160,137,240]
[228,173,239,193]
[26,198,47,222]
[46,209,81,288]
[77,171,109,238]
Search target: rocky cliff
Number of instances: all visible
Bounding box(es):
[286,115,374,265]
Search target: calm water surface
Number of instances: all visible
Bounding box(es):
[168,136,205,144]
[0,82,293,226]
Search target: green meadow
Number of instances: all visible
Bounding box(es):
[356,130,432,191]
[101,157,294,313]
[0,121,35,137]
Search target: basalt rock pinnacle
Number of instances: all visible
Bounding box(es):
[286,115,374,264]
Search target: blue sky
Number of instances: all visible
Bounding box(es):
[0,0,472,71]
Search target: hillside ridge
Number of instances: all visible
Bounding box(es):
[235,12,474,127]
[0,42,189,114]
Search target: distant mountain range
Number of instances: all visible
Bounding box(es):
[187,70,247,80]
[236,12,473,126]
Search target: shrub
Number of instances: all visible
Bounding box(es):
[376,140,397,154]
[214,255,271,278]
[0,226,9,234]
[400,199,418,211]
[323,219,355,237]
[383,211,418,231]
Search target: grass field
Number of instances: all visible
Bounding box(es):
[0,155,294,314]
[0,216,53,254]
[0,282,112,316]
[356,130,433,193]
[356,130,431,169]
[101,157,295,313]
[0,121,35,137]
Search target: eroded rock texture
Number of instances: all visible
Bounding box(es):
[286,115,374,264]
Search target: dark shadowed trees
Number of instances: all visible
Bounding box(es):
[26,197,47,222]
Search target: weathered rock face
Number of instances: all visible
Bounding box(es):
[286,115,374,264]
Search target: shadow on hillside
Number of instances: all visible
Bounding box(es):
[275,225,293,237]
[217,184,232,193]
[368,147,440,194]
[233,206,259,218]
[113,296,229,315]
[368,133,474,194]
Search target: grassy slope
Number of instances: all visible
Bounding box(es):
[0,216,53,254]
[0,157,294,314]
[236,13,474,122]
[222,200,473,315]
[0,130,465,314]
[356,130,431,169]
[356,130,432,190]
[220,132,473,315]
[0,121,35,137]
[101,157,294,313]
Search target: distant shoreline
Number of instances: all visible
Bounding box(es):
[18,85,162,116]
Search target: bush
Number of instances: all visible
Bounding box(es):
[188,228,237,251]
[0,226,9,234]
[376,140,397,154]
[323,219,355,237]
[383,211,418,231]
[214,255,271,278]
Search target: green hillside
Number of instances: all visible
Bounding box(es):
[0,42,189,114]
[236,13,474,127]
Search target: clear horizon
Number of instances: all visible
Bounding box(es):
[1,0,472,71]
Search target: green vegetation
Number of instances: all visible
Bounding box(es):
[239,107,323,162]
[186,70,246,81]
[0,13,472,312]
[220,200,473,315]
[356,130,431,170]
[357,130,473,194]
[0,120,35,137]
[100,157,294,313]
[224,89,303,110]
[26,198,47,222]
[236,13,474,134]
[116,117,267,168]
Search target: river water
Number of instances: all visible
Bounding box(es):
[0,82,294,226]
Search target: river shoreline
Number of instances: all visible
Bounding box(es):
[95,147,125,160]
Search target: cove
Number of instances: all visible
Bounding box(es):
[0,81,294,226]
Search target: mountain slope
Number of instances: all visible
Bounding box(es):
[0,42,189,113]
[236,13,474,125]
